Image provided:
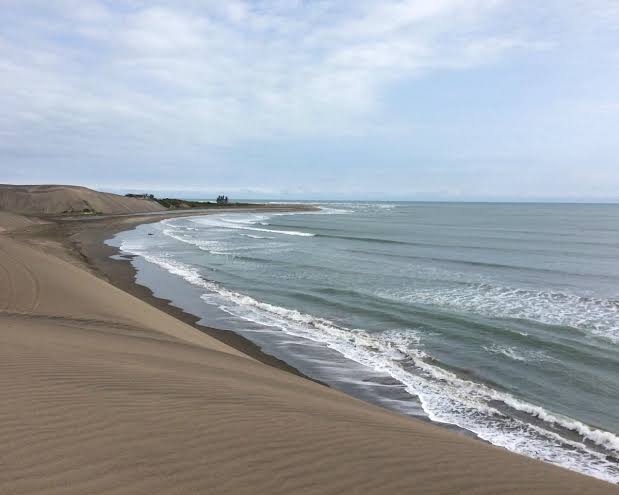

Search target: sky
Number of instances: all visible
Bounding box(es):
[1,0,618,201]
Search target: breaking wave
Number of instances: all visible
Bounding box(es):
[377,285,619,344]
[116,243,619,483]
[180,215,315,237]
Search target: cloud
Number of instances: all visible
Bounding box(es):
[0,0,544,155]
[3,0,617,200]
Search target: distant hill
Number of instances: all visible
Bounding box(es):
[0,185,167,216]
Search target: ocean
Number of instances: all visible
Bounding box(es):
[107,202,619,482]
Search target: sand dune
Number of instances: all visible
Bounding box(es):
[0,219,616,494]
[0,211,47,232]
[0,184,165,215]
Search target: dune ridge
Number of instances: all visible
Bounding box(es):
[0,184,165,215]
[0,215,616,494]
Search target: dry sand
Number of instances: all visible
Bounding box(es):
[0,212,617,494]
[0,211,48,232]
[0,184,165,215]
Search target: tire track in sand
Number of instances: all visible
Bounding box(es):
[0,244,41,313]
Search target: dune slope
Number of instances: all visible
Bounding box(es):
[0,184,165,215]
[0,230,616,494]
[0,211,47,232]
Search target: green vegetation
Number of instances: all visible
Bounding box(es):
[125,193,254,210]
[154,198,212,209]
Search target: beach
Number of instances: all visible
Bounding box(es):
[1,208,617,494]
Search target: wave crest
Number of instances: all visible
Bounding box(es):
[117,244,619,482]
[377,285,619,343]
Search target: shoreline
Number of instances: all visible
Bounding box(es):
[91,209,476,436]
[91,207,619,477]
[2,206,617,493]
[22,207,616,440]
[12,205,322,382]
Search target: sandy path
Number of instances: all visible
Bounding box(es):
[0,229,616,494]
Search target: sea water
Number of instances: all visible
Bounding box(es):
[107,202,619,482]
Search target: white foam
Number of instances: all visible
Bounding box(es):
[266,201,356,211]
[194,284,619,476]
[240,233,273,239]
[187,215,315,237]
[378,285,619,344]
[315,202,397,211]
[160,228,223,254]
[118,220,619,483]
[483,344,556,363]
[272,206,354,215]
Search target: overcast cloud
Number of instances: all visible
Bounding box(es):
[1,1,618,200]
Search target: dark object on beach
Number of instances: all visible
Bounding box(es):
[216,195,229,205]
